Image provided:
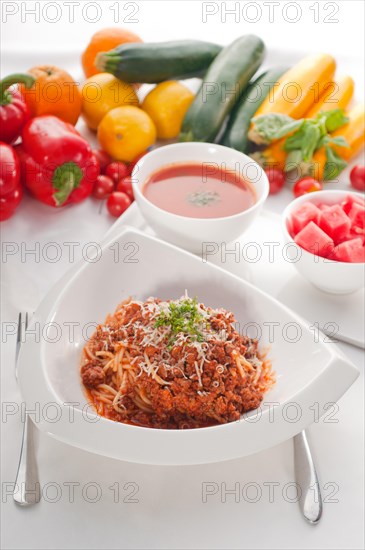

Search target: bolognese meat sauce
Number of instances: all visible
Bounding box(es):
[81,295,274,429]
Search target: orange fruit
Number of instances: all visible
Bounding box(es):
[22,65,82,125]
[82,27,143,78]
[97,106,156,162]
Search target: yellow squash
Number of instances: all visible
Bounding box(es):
[305,75,354,118]
[253,54,336,120]
[251,139,287,170]
[308,103,365,180]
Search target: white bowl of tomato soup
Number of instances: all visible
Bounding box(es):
[131,143,269,253]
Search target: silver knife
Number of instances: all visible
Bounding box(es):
[294,430,323,523]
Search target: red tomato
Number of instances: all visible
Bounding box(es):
[293,177,322,198]
[265,168,285,195]
[128,151,148,175]
[92,149,112,174]
[105,161,129,183]
[0,184,22,221]
[92,175,114,200]
[350,165,365,192]
[116,176,134,201]
[107,191,132,217]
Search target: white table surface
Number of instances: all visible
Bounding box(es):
[1,2,364,548]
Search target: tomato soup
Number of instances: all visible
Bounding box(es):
[142,163,256,218]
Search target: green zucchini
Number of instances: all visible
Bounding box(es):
[179,35,265,143]
[220,67,288,152]
[95,40,222,84]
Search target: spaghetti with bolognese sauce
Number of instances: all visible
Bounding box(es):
[80,295,274,429]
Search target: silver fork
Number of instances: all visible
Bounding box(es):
[13,312,40,506]
[294,430,323,523]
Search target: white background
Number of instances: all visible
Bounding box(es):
[1,1,364,549]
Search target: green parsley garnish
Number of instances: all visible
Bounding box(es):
[155,297,208,345]
[187,190,220,207]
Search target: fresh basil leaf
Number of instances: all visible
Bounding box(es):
[317,116,328,137]
[252,113,293,126]
[324,145,347,181]
[301,124,321,162]
[274,119,304,139]
[285,149,303,172]
[316,134,328,150]
[327,135,350,148]
[283,127,306,151]
[321,109,349,132]
[284,120,321,161]
[250,113,300,143]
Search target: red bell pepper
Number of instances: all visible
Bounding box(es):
[0,73,35,144]
[0,141,22,221]
[17,115,100,207]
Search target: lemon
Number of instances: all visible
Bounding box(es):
[81,73,138,130]
[142,81,194,139]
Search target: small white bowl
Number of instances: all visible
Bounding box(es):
[282,190,365,295]
[131,143,269,253]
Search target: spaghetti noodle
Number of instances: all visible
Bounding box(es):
[80,295,274,429]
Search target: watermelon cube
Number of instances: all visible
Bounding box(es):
[291,202,320,235]
[294,221,334,258]
[336,228,365,245]
[342,194,365,215]
[350,226,365,243]
[332,238,365,263]
[317,203,331,211]
[319,204,351,243]
[348,202,365,229]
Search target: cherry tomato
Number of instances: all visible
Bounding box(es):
[128,151,148,175]
[293,177,322,198]
[350,165,365,192]
[116,176,134,201]
[0,184,22,221]
[265,168,285,195]
[92,175,114,200]
[92,149,112,174]
[107,191,132,217]
[105,161,129,183]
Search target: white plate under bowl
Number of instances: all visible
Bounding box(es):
[18,227,359,465]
